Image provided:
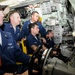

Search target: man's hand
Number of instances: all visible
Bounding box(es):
[53,51,57,54]
[17,41,20,46]
[34,58,38,63]
[21,38,26,41]
[32,70,38,73]
[21,70,28,75]
[40,38,46,44]
[42,45,47,50]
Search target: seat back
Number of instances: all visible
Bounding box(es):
[21,39,32,56]
[21,39,27,54]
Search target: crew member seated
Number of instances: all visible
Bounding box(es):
[46,30,55,49]
[19,11,47,40]
[0,5,30,75]
[4,11,21,42]
[26,22,47,55]
[45,30,70,63]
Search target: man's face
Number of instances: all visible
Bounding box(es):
[10,12,21,26]
[31,13,39,22]
[49,31,54,38]
[32,25,39,35]
[0,10,4,26]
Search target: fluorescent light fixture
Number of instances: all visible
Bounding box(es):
[0,0,20,7]
[17,0,26,2]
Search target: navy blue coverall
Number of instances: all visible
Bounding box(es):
[0,29,30,75]
[19,20,46,40]
[4,23,20,42]
[26,34,42,54]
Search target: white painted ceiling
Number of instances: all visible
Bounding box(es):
[0,0,75,10]
[0,0,27,7]
[0,0,46,7]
